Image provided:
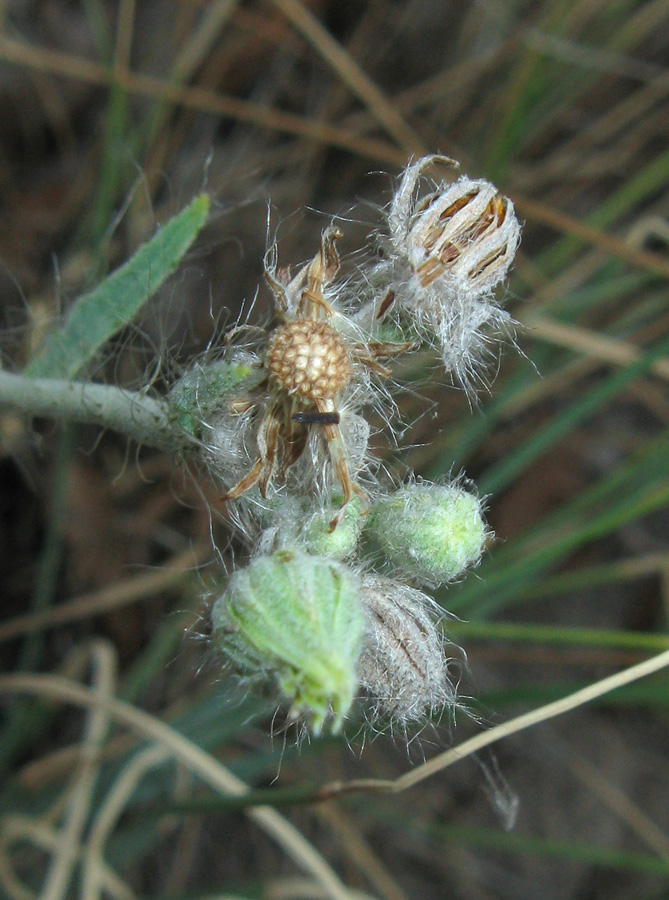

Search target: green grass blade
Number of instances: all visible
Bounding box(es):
[449,621,669,653]
[443,430,669,616]
[434,823,669,875]
[478,336,669,495]
[24,194,210,380]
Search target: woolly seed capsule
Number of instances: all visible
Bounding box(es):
[382,155,522,390]
[357,574,456,724]
[211,548,365,735]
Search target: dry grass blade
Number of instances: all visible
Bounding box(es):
[0,34,404,166]
[512,192,669,280]
[315,650,669,798]
[270,0,425,153]
[0,673,354,900]
[520,315,669,380]
[0,542,210,644]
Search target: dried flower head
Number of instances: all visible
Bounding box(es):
[221,226,412,526]
[211,548,365,734]
[357,573,457,724]
[380,154,521,390]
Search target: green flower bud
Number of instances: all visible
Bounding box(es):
[168,357,261,439]
[302,497,364,559]
[254,494,364,560]
[365,482,488,585]
[211,549,365,735]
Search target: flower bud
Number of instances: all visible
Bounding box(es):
[211,549,365,734]
[365,482,488,586]
[357,574,456,723]
[254,494,364,560]
[302,497,364,559]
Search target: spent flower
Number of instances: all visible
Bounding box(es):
[377,154,521,390]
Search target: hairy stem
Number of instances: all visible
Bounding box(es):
[0,370,192,452]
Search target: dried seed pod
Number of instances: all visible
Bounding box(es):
[393,172,521,295]
[266,318,352,402]
[222,228,408,521]
[211,549,365,734]
[357,573,456,723]
[382,155,522,390]
[366,481,488,586]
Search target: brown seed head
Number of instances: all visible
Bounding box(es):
[266,318,352,401]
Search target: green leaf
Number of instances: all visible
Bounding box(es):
[24,194,210,380]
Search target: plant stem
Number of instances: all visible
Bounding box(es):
[0,370,191,452]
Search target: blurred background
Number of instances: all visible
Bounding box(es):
[0,1,668,898]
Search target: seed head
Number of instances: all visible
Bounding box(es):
[266,318,352,401]
[381,155,522,390]
[397,175,520,295]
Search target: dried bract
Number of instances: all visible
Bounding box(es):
[381,155,521,390]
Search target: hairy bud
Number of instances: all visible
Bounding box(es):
[211,549,365,734]
[366,482,488,586]
[254,494,364,560]
[302,497,365,558]
[168,356,261,440]
[357,574,456,723]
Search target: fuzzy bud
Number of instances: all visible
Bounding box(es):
[254,494,364,560]
[211,549,365,734]
[365,482,488,586]
[168,357,261,440]
[357,574,456,723]
[302,497,364,559]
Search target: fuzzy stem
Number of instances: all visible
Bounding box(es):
[0,370,192,453]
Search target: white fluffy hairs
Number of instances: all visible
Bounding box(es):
[356,572,461,726]
[368,154,521,393]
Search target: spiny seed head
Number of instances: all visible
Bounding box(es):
[357,573,456,723]
[266,318,351,401]
[210,548,365,735]
[366,481,488,586]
